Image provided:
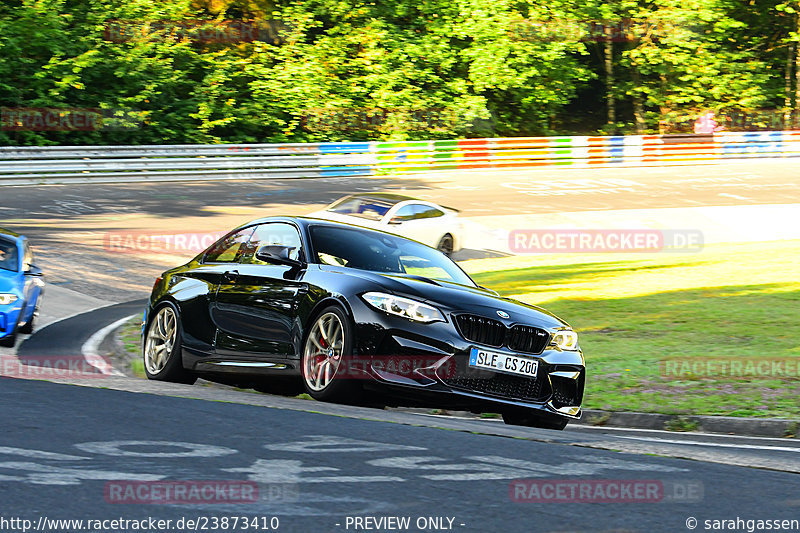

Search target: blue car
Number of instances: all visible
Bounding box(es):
[0,228,45,348]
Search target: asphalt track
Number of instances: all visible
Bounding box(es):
[16,299,146,359]
[3,302,800,532]
[3,376,800,533]
[1,157,799,301]
[2,158,800,221]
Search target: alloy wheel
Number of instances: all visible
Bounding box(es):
[303,312,344,391]
[144,306,178,375]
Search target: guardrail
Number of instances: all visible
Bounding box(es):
[2,131,799,185]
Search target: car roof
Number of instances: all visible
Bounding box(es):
[232,215,402,235]
[338,192,417,204]
[332,193,459,213]
[0,227,21,240]
[216,215,461,262]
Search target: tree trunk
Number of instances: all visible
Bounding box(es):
[659,74,670,134]
[604,24,615,133]
[785,42,794,129]
[795,13,800,129]
[632,66,645,134]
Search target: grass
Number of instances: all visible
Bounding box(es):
[462,240,800,419]
[119,319,146,378]
[664,416,700,432]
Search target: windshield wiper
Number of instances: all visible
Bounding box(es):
[396,274,441,286]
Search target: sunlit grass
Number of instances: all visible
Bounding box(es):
[119,319,146,378]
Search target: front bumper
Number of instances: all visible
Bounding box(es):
[350,301,585,418]
[0,304,22,339]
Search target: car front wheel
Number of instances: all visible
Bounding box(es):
[143,303,196,384]
[301,306,361,403]
[437,233,455,255]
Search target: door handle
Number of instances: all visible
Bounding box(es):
[222,270,240,283]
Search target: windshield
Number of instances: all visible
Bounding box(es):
[0,237,19,272]
[309,225,475,286]
[326,196,395,221]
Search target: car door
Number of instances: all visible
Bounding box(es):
[212,222,308,359]
[179,226,255,353]
[19,239,41,321]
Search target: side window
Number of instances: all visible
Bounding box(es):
[390,204,443,223]
[417,206,444,219]
[203,227,254,263]
[390,204,419,223]
[0,239,18,272]
[243,223,303,264]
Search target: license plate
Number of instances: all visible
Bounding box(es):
[468,347,538,378]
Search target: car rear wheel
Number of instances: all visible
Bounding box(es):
[143,304,196,384]
[437,233,454,255]
[301,306,361,403]
[502,409,569,430]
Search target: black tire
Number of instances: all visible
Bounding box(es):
[502,409,569,431]
[0,330,16,348]
[142,302,197,384]
[19,309,35,335]
[301,305,363,403]
[437,233,455,255]
[20,295,41,335]
[18,318,33,335]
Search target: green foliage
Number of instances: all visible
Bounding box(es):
[0,0,795,144]
[664,416,700,432]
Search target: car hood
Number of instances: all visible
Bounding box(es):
[324,266,568,329]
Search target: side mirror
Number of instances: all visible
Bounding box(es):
[255,245,303,268]
[24,265,44,277]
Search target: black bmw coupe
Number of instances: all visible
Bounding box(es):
[142,216,585,430]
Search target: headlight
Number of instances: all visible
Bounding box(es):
[551,329,578,350]
[362,292,445,323]
[0,294,18,305]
